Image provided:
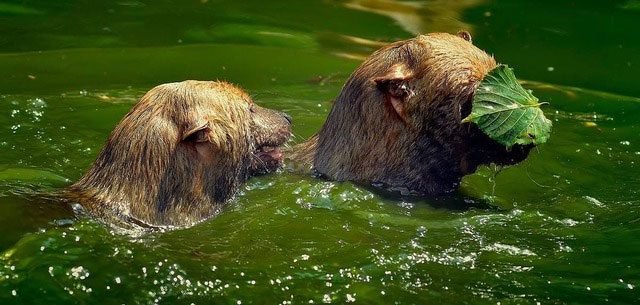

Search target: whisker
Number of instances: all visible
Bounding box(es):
[523,146,553,188]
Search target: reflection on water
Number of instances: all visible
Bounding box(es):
[345,0,483,34]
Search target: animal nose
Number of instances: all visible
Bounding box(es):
[283,113,293,124]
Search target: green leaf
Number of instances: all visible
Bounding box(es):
[462,64,552,148]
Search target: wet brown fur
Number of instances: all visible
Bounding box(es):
[68,80,291,228]
[290,32,532,195]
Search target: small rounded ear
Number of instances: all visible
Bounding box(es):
[374,63,415,121]
[182,122,211,143]
[182,121,219,162]
[457,30,472,43]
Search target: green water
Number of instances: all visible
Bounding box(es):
[1,0,639,304]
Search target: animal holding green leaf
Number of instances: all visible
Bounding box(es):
[463,64,552,148]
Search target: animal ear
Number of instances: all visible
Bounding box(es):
[182,122,211,143]
[374,63,415,121]
[457,30,472,43]
[182,121,220,161]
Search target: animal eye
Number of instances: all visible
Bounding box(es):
[184,129,209,143]
[249,105,256,113]
[457,31,472,42]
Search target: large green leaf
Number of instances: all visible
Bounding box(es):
[462,64,552,148]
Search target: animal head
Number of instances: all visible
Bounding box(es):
[71,80,291,227]
[314,32,532,195]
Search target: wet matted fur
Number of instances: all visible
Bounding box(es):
[69,81,291,229]
[290,32,532,195]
